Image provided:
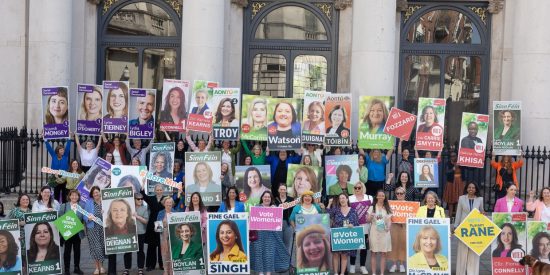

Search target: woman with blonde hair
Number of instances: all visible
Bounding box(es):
[247,97,268,131]
[361,98,389,134]
[296,224,331,272]
[79,86,102,121]
[303,101,325,135]
[388,186,407,273]
[349,181,372,274]
[416,191,446,218]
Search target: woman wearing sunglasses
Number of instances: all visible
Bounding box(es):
[348,182,373,274]
[387,186,407,273]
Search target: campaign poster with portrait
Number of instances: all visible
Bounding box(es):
[147,142,176,195]
[24,212,61,275]
[42,86,70,140]
[267,98,302,151]
[102,81,129,134]
[324,93,351,147]
[185,152,222,206]
[457,112,489,168]
[383,107,417,141]
[491,212,527,275]
[76,84,102,136]
[286,164,323,198]
[101,187,139,255]
[160,79,190,133]
[111,165,147,194]
[235,165,271,211]
[453,209,501,256]
[526,221,550,275]
[240,94,269,141]
[295,213,331,275]
[302,90,326,145]
[357,96,395,149]
[324,155,359,196]
[128,88,156,139]
[76,157,111,203]
[0,219,22,275]
[413,158,439,188]
[207,212,249,274]
[212,88,240,140]
[415,98,446,151]
[168,211,205,275]
[406,218,451,275]
[493,101,522,156]
[187,80,219,133]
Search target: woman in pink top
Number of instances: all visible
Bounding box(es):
[493,182,524,212]
[185,192,207,243]
[527,187,550,221]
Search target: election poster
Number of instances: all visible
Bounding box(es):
[185,152,222,206]
[325,155,359,196]
[52,210,84,241]
[240,94,269,141]
[212,88,240,140]
[147,142,176,195]
[168,211,205,275]
[491,212,527,275]
[42,86,70,140]
[207,212,249,274]
[24,212,62,275]
[102,81,129,134]
[383,107,417,141]
[101,187,139,255]
[493,101,522,156]
[249,206,283,231]
[159,79,190,133]
[415,98,446,151]
[389,200,420,224]
[413,158,439,188]
[111,165,147,194]
[330,226,365,251]
[357,96,395,149]
[187,80,218,133]
[128,88,156,139]
[526,221,550,275]
[324,94,351,147]
[457,112,489,168]
[295,213,331,275]
[76,157,111,203]
[302,90,326,145]
[351,201,371,225]
[267,98,302,151]
[235,165,271,211]
[286,164,323,198]
[453,208,501,256]
[0,219,22,275]
[406,218,451,275]
[76,84,102,136]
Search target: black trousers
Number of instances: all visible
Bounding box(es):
[350,233,370,266]
[108,254,117,274]
[146,233,162,268]
[63,235,81,269]
[366,180,384,198]
[54,183,68,203]
[124,234,146,269]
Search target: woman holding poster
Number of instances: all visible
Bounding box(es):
[104,84,128,119]
[360,98,388,134]
[79,86,102,121]
[209,220,247,262]
[408,225,449,271]
[367,190,392,275]
[159,86,187,127]
[44,88,69,125]
[327,193,360,275]
[303,101,325,135]
[157,197,175,275]
[326,105,350,138]
[214,98,239,127]
[491,153,524,199]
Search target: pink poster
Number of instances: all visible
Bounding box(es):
[249,206,283,231]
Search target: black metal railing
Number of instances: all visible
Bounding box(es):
[1,127,548,211]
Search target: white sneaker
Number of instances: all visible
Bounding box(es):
[399,265,406,272]
[350,265,356,273]
[360,266,369,274]
[388,265,396,273]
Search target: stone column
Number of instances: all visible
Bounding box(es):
[349,0,398,136]
[181,0,225,84]
[27,0,73,129]
[510,0,550,146]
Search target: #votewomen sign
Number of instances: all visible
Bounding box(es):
[330,226,365,251]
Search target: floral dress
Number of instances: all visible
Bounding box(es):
[327,207,360,256]
[88,202,105,261]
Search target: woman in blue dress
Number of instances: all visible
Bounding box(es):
[327,193,360,275]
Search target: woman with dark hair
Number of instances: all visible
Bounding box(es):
[367,190,392,275]
[327,193,360,275]
[104,199,136,236]
[104,83,128,119]
[27,222,60,263]
[268,101,301,138]
[527,187,550,221]
[117,175,142,194]
[104,152,115,165]
[60,160,85,196]
[186,192,208,244]
[0,201,5,219]
[84,186,106,274]
[157,197,175,275]
[491,152,524,199]
[326,105,350,138]
[58,190,85,275]
[385,171,419,201]
[492,223,524,257]
[209,220,247,262]
[251,191,290,274]
[443,152,464,220]
[214,98,238,127]
[274,184,295,255]
[32,186,60,212]
[102,134,128,165]
[417,105,441,133]
[328,164,355,196]
[44,87,69,125]
[0,230,21,272]
[361,98,389,134]
[397,140,413,175]
[172,223,202,260]
[83,165,111,191]
[8,194,31,265]
[360,148,394,197]
[493,182,524,212]
[454,182,484,275]
[44,136,72,202]
[419,165,435,182]
[159,86,187,125]
[242,166,269,201]
[530,232,550,263]
[218,187,245,213]
[220,162,234,200]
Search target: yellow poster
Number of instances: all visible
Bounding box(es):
[454,208,501,256]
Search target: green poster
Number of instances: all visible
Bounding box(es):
[53,210,84,240]
[168,212,205,274]
[240,94,269,141]
[0,219,23,275]
[24,212,62,275]
[357,96,395,149]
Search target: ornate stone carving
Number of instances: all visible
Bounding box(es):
[164,0,182,17]
[396,0,408,12]
[315,3,332,20]
[251,2,267,19]
[231,0,249,8]
[403,5,422,23]
[102,0,118,14]
[488,0,504,14]
[334,0,352,10]
[469,6,488,24]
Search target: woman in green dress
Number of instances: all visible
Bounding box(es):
[171,223,202,261]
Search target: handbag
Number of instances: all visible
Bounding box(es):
[249,230,258,242]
